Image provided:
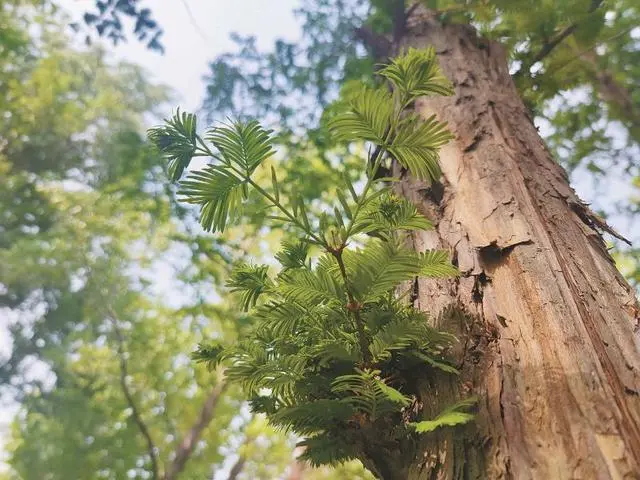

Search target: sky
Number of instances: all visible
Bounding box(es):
[59,0,302,112]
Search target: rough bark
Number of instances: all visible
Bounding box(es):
[381,7,640,479]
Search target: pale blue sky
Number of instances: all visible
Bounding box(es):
[59,0,302,111]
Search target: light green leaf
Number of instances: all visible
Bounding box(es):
[412,396,477,433]
[148,108,197,182]
[206,120,275,175]
[420,250,459,277]
[379,47,454,102]
[329,87,393,144]
[389,114,454,182]
[178,165,244,232]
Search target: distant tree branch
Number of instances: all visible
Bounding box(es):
[163,377,228,480]
[226,452,247,480]
[353,26,392,60]
[286,446,308,480]
[108,308,160,480]
[514,0,604,79]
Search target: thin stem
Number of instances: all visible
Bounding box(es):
[245,176,326,246]
[343,89,411,242]
[342,138,388,241]
[194,135,326,246]
[332,249,371,365]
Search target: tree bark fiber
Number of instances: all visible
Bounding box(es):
[391,8,640,479]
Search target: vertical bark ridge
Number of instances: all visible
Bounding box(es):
[393,7,640,479]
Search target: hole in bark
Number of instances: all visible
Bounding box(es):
[451,249,459,268]
[478,242,503,265]
[479,240,532,267]
[420,180,445,204]
[472,272,490,303]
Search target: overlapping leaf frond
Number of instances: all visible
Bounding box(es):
[420,250,459,277]
[389,114,454,182]
[331,369,410,420]
[254,300,308,338]
[411,397,478,434]
[275,240,310,271]
[271,399,355,435]
[226,263,272,311]
[206,120,275,175]
[191,342,225,371]
[279,259,345,306]
[344,241,423,302]
[379,47,454,102]
[298,434,359,467]
[353,193,433,238]
[329,87,393,144]
[148,108,197,181]
[178,165,245,232]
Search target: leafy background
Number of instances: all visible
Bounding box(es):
[0,0,638,479]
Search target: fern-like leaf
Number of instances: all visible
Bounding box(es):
[420,250,459,277]
[148,108,197,181]
[191,342,225,371]
[206,120,275,176]
[298,434,359,467]
[378,47,454,102]
[354,194,432,238]
[389,114,454,182]
[279,260,345,306]
[227,263,272,311]
[331,369,410,420]
[271,399,355,435]
[275,240,310,271]
[329,87,393,144]
[345,241,423,302]
[411,396,477,433]
[178,165,244,232]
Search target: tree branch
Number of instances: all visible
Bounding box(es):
[514,0,604,79]
[163,378,228,480]
[286,446,308,480]
[226,452,247,480]
[108,309,160,480]
[353,26,391,60]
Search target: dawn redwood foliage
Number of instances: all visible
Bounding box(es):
[150,49,475,478]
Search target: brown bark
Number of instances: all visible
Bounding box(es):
[163,379,228,480]
[382,7,640,479]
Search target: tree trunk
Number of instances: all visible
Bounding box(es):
[381,7,640,479]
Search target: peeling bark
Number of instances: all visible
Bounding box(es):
[386,7,640,479]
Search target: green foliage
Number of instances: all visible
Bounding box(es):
[411,397,478,433]
[151,48,471,473]
[378,47,454,101]
[201,0,640,283]
[148,109,197,182]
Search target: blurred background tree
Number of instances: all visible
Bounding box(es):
[1,0,638,478]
